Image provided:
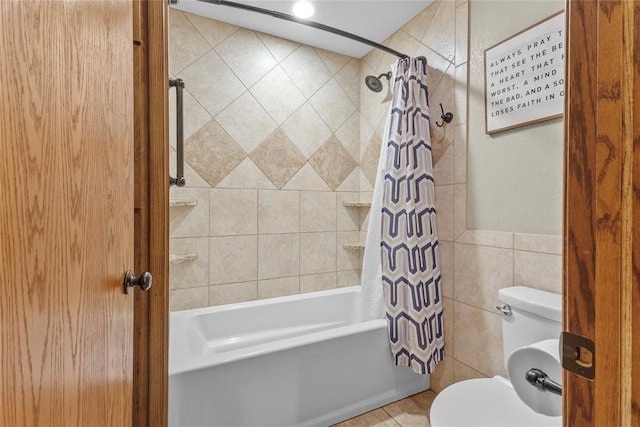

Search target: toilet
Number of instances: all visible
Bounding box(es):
[430,286,563,426]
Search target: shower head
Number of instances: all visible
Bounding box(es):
[365,72,391,93]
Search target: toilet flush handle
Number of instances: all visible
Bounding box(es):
[495,303,512,317]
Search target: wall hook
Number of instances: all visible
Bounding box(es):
[435,103,454,127]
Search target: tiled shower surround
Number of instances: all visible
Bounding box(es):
[169,0,562,394]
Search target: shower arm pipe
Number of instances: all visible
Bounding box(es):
[196,0,410,59]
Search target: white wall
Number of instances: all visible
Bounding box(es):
[467,0,564,234]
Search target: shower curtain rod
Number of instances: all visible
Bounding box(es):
[194,0,412,59]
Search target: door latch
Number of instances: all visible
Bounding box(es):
[560,331,595,380]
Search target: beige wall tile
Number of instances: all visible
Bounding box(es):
[300,191,336,232]
[435,185,454,241]
[215,92,277,154]
[335,111,361,162]
[281,45,332,99]
[385,29,421,59]
[170,287,209,312]
[300,232,337,275]
[454,243,513,312]
[169,237,209,290]
[256,33,299,62]
[421,0,456,62]
[249,129,306,189]
[315,48,350,75]
[258,233,300,280]
[402,2,437,42]
[169,10,211,75]
[309,79,357,132]
[281,103,332,159]
[300,272,337,294]
[210,235,258,285]
[337,192,361,231]
[337,231,362,271]
[214,28,277,87]
[443,297,454,358]
[455,2,469,66]
[434,143,455,185]
[454,183,467,239]
[309,136,357,191]
[209,281,257,306]
[258,190,300,234]
[453,360,487,383]
[455,229,514,248]
[454,123,467,184]
[514,251,562,294]
[183,12,238,48]
[169,187,210,238]
[180,50,245,117]
[250,66,306,125]
[210,188,257,236]
[438,241,454,299]
[216,158,276,190]
[454,63,468,126]
[258,276,300,299]
[337,270,361,288]
[334,59,361,107]
[514,233,562,254]
[183,119,246,188]
[169,88,213,147]
[282,164,332,191]
[454,302,506,378]
[429,355,454,394]
[169,148,209,188]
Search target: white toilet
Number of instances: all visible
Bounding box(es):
[430,286,563,426]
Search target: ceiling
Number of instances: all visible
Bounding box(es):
[171,0,434,58]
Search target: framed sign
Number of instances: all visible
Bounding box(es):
[484,11,565,134]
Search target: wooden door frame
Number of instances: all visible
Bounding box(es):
[564,0,637,425]
[133,1,169,426]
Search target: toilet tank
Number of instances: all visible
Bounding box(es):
[498,286,562,368]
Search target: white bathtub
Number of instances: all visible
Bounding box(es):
[169,286,430,426]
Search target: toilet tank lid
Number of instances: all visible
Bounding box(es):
[498,287,562,322]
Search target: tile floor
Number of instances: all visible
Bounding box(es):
[332,390,437,427]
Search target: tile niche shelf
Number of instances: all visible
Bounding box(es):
[169,199,198,207]
[169,253,198,264]
[343,201,370,250]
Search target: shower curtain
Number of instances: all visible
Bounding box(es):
[361,57,444,375]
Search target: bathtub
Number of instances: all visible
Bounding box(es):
[169,286,430,426]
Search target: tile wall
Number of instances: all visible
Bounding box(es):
[168,9,364,310]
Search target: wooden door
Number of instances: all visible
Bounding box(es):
[0,1,135,425]
[564,0,639,425]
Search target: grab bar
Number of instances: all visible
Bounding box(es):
[169,77,186,187]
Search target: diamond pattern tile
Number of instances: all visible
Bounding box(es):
[169,10,211,75]
[281,103,332,159]
[183,119,246,187]
[250,66,306,125]
[257,32,300,62]
[249,129,306,189]
[309,136,357,191]
[180,50,245,117]
[215,92,277,154]
[183,12,238,47]
[281,45,333,99]
[310,79,357,132]
[215,28,277,87]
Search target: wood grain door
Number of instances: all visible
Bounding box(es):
[0,1,135,425]
[564,0,639,425]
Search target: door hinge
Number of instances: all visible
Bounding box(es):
[560,331,595,380]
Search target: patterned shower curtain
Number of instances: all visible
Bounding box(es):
[381,57,444,375]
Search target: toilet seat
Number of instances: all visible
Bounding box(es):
[429,376,562,426]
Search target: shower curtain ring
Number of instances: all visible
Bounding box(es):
[435,103,454,127]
